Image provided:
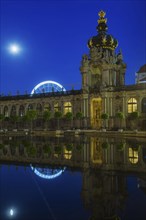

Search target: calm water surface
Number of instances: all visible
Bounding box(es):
[0,135,146,220]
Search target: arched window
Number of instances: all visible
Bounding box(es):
[128,98,137,113]
[54,103,60,112]
[4,106,8,117]
[64,102,72,115]
[19,105,25,117]
[129,147,138,164]
[141,98,146,113]
[28,104,33,110]
[64,146,72,160]
[36,104,42,118]
[44,103,51,111]
[10,105,16,116]
[36,103,42,113]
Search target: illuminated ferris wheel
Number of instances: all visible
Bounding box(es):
[30,165,66,180]
[31,80,66,94]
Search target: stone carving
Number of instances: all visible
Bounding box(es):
[81,54,89,66]
[90,47,102,62]
[117,50,123,64]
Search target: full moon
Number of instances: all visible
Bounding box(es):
[8,43,21,54]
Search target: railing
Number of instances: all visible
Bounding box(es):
[0,89,83,101]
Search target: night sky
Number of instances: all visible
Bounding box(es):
[0,0,146,95]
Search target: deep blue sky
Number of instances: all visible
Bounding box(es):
[0,0,146,95]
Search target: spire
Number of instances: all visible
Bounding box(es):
[97,10,108,33]
[98,10,107,23]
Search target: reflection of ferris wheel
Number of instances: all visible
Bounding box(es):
[30,165,66,180]
[31,80,66,95]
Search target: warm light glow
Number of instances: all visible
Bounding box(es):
[8,44,21,54]
[64,148,72,159]
[64,102,72,114]
[128,98,137,113]
[129,147,139,164]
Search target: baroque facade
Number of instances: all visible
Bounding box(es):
[0,10,146,130]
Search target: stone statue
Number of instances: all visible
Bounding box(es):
[81,54,89,66]
[90,47,102,61]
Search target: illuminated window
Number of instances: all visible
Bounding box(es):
[64,102,72,115]
[129,147,138,164]
[128,98,137,113]
[142,98,146,113]
[64,147,72,160]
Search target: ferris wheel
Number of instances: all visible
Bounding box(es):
[31,80,66,95]
[30,165,66,180]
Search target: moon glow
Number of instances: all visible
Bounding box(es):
[10,209,14,216]
[8,44,21,54]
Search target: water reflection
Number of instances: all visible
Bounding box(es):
[0,135,146,172]
[82,170,127,220]
[0,135,146,220]
[30,165,66,179]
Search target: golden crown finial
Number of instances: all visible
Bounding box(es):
[98,10,106,18]
[97,10,107,24]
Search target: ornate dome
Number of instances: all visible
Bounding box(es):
[88,10,118,50]
[137,64,146,73]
